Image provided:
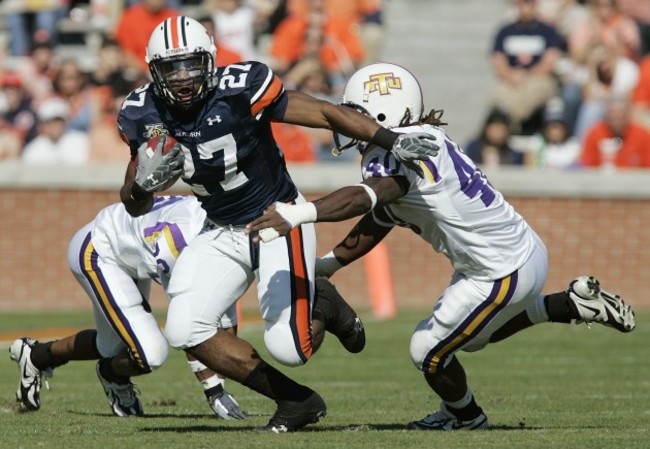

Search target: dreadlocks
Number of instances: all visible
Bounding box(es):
[398,108,448,127]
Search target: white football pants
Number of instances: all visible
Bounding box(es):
[410,235,549,373]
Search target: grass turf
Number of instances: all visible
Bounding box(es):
[0,309,648,449]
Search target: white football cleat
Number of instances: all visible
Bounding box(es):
[567,276,636,332]
[407,402,488,431]
[9,338,52,411]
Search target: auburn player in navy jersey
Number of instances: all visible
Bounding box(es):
[116,16,438,432]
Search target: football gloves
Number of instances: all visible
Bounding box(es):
[134,135,184,192]
[208,388,247,420]
[391,132,439,177]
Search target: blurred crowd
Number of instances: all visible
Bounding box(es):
[0,0,383,164]
[468,0,650,170]
[1,0,649,170]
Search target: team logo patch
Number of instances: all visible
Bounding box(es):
[364,73,402,95]
[143,124,168,138]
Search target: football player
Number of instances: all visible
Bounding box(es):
[245,63,637,431]
[10,196,245,419]
[116,16,430,432]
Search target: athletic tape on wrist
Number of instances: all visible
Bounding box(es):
[355,183,378,210]
[276,202,318,228]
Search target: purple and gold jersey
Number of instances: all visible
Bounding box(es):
[118,61,298,225]
[361,124,538,281]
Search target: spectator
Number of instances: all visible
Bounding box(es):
[205,0,258,61]
[0,94,23,160]
[287,0,384,65]
[9,40,58,105]
[0,71,39,149]
[270,122,317,162]
[3,0,68,56]
[527,97,582,169]
[617,0,650,57]
[269,0,365,92]
[113,0,182,76]
[464,108,524,168]
[580,95,650,168]
[572,43,639,142]
[561,0,641,135]
[21,97,90,165]
[631,53,650,129]
[196,16,244,67]
[490,0,564,135]
[52,59,101,133]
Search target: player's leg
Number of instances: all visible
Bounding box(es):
[10,223,99,411]
[166,226,325,432]
[185,323,247,420]
[408,241,548,431]
[257,219,364,363]
[74,231,170,416]
[490,276,636,343]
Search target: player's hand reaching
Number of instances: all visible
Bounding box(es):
[246,202,317,243]
[391,132,439,177]
[135,134,184,192]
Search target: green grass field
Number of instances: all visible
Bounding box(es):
[1,309,648,449]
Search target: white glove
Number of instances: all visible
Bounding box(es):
[135,135,184,192]
[391,132,439,177]
[208,388,247,420]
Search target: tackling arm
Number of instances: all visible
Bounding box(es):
[317,212,392,278]
[245,176,407,243]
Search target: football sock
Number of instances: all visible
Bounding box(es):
[243,361,313,402]
[545,292,578,323]
[31,341,69,370]
[98,357,130,384]
[446,393,483,421]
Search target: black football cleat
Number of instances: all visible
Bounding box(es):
[263,390,327,433]
[315,277,366,353]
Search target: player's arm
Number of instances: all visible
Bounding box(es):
[281,91,438,165]
[317,212,393,278]
[245,176,407,242]
[120,159,154,217]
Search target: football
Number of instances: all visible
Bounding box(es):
[144,133,184,191]
[146,133,178,158]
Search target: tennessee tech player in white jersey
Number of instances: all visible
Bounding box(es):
[10,196,245,419]
[246,63,636,431]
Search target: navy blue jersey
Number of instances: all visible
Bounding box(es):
[118,61,298,225]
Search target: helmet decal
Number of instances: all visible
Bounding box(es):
[364,72,403,96]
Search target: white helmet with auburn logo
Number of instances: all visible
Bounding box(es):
[146,16,217,109]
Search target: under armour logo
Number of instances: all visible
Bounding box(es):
[147,174,159,183]
[207,115,222,126]
[364,73,402,95]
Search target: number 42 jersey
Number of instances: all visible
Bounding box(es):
[362,124,541,281]
[118,61,298,225]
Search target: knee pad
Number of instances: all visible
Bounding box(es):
[409,318,448,373]
[264,322,308,367]
[140,340,169,372]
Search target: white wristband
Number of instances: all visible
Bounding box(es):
[355,183,378,210]
[315,251,345,278]
[276,201,318,228]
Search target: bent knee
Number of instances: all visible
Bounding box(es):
[409,318,441,373]
[264,323,309,367]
